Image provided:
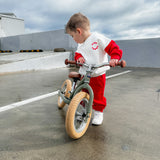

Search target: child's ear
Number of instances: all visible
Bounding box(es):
[76,28,82,35]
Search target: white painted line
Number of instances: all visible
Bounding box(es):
[0,91,58,113]
[0,70,131,113]
[106,70,132,79]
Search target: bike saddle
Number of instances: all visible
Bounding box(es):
[68,72,81,81]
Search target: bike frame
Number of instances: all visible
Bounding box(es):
[58,72,94,116]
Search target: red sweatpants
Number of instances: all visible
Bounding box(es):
[89,74,107,112]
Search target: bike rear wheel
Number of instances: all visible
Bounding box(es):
[65,92,92,139]
[58,79,72,109]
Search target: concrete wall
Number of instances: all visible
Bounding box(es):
[0,52,71,74]
[0,29,160,68]
[0,29,77,52]
[116,38,160,68]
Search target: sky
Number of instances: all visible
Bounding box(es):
[0,0,160,40]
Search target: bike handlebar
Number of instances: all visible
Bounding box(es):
[65,59,126,68]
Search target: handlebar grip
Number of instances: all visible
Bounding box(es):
[65,59,77,65]
[117,60,126,68]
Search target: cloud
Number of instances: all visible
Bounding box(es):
[0,0,160,40]
[85,0,160,39]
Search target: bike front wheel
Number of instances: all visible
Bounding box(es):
[58,79,72,109]
[65,92,92,139]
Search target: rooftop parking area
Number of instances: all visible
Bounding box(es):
[0,65,160,160]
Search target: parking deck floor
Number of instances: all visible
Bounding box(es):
[0,66,160,160]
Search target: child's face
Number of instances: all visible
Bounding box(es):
[69,29,85,44]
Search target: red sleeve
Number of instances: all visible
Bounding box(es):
[74,52,83,61]
[105,40,123,60]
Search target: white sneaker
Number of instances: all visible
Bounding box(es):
[92,110,103,125]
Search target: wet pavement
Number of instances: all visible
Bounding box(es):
[0,66,160,160]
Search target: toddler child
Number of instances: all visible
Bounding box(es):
[65,13,122,125]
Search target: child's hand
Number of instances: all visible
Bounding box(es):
[77,57,85,64]
[109,59,119,67]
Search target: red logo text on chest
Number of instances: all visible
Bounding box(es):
[92,42,98,50]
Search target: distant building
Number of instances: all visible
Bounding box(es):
[0,13,25,37]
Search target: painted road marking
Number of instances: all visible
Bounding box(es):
[106,70,132,79]
[0,91,58,113]
[0,70,131,113]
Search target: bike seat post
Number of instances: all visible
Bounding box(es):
[71,80,76,92]
[68,72,81,92]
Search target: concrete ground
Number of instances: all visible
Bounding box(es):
[0,65,160,160]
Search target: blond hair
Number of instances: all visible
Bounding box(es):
[65,13,90,33]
